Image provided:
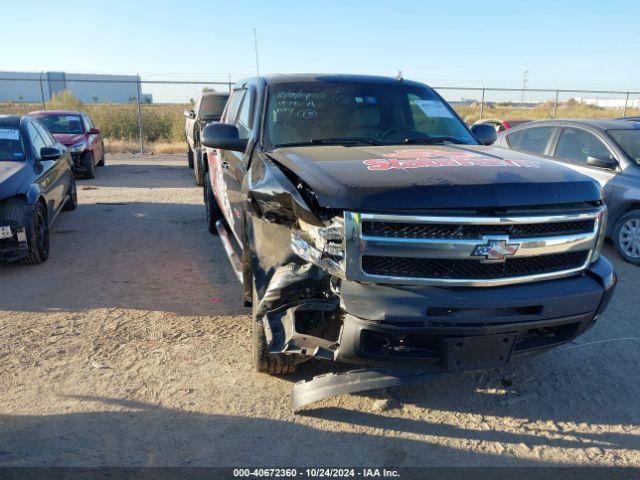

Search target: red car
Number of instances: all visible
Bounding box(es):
[29,110,104,178]
[473,118,532,133]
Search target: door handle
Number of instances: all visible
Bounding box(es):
[221,160,229,170]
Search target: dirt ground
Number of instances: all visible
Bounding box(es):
[0,154,639,467]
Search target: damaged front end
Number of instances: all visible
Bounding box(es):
[242,153,616,411]
[246,154,346,366]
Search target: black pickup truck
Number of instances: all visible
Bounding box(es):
[200,75,616,394]
[184,91,229,186]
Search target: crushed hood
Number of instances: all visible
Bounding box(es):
[53,133,85,146]
[266,145,601,211]
[0,161,31,200]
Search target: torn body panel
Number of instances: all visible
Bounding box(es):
[244,154,343,363]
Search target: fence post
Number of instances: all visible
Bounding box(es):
[135,74,144,154]
[479,87,485,119]
[553,90,559,118]
[39,71,46,110]
[623,91,629,117]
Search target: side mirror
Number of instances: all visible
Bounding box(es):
[587,156,617,169]
[88,127,100,135]
[201,123,248,152]
[184,109,196,119]
[40,146,63,161]
[470,124,498,146]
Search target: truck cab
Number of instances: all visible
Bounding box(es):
[201,75,616,377]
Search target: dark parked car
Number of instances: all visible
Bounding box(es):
[473,118,531,132]
[29,110,104,179]
[616,116,640,122]
[199,75,614,402]
[496,119,640,263]
[184,91,230,185]
[0,115,77,264]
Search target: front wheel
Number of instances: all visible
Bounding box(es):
[614,210,640,265]
[194,149,205,186]
[204,172,222,234]
[22,202,50,265]
[83,151,96,179]
[187,145,194,169]
[252,282,297,375]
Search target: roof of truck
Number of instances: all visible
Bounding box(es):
[236,74,426,89]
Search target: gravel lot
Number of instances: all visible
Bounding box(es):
[0,154,639,467]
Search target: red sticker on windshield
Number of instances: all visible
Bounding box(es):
[363,149,540,171]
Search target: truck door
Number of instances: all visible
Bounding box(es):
[217,87,255,244]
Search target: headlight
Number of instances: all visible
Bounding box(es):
[68,141,88,153]
[291,216,345,278]
[591,206,607,263]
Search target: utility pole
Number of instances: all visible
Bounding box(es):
[253,28,260,76]
[521,70,529,104]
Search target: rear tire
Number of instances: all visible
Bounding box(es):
[204,172,222,234]
[83,152,96,179]
[252,282,297,375]
[614,210,640,265]
[21,202,50,265]
[187,146,194,169]
[62,176,78,211]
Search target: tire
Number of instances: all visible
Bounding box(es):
[62,176,78,211]
[613,210,640,265]
[194,149,205,186]
[96,143,105,167]
[187,145,194,169]
[204,172,222,234]
[83,151,96,179]
[21,202,50,265]
[252,282,297,374]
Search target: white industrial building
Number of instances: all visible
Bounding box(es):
[0,71,152,104]
[573,97,640,109]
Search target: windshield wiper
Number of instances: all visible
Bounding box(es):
[400,136,465,145]
[273,137,382,148]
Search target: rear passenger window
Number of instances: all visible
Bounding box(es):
[554,127,613,165]
[506,127,555,155]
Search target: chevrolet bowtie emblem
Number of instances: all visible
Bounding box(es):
[471,238,520,262]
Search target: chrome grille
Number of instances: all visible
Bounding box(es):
[361,219,596,240]
[344,210,603,287]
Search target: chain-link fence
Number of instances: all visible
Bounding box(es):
[1,72,640,153]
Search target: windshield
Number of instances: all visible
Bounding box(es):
[608,129,640,165]
[264,81,476,148]
[0,127,25,161]
[35,115,84,134]
[200,95,229,118]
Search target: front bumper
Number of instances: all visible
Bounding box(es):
[0,223,29,261]
[334,256,616,370]
[266,257,616,372]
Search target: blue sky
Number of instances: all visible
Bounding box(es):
[3,0,639,90]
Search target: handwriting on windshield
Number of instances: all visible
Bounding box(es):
[274,90,317,117]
